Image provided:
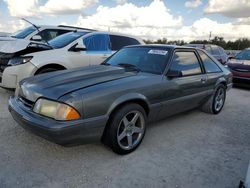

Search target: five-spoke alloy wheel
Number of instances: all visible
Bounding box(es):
[214,87,225,112]
[117,111,145,150]
[104,103,147,155]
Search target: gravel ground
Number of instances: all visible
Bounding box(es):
[0,87,249,188]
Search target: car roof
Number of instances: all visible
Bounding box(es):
[186,43,219,47]
[34,25,95,32]
[124,44,197,50]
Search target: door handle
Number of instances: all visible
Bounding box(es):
[201,77,206,83]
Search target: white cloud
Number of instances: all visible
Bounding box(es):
[205,0,250,18]
[0,18,27,34]
[76,0,182,39]
[237,17,250,25]
[4,0,98,17]
[170,18,250,41]
[39,0,98,15]
[3,0,38,17]
[185,0,202,8]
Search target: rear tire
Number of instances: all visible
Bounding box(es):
[201,84,226,114]
[104,103,147,155]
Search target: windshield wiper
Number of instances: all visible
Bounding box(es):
[117,63,141,72]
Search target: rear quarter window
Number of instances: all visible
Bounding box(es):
[198,50,222,73]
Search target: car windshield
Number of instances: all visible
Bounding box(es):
[104,47,170,74]
[48,31,88,49]
[12,26,37,39]
[235,49,250,60]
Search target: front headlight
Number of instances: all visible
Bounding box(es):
[33,99,80,121]
[8,56,33,66]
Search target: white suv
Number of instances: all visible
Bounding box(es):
[0,31,144,89]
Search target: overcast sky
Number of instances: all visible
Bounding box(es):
[1,0,250,41]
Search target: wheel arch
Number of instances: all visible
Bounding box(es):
[34,63,67,75]
[215,77,227,89]
[107,93,150,117]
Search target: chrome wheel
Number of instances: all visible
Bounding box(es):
[117,110,145,150]
[214,88,225,112]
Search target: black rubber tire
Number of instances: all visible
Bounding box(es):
[104,103,147,155]
[201,84,226,114]
[35,68,61,75]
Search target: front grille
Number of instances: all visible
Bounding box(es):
[18,97,35,109]
[0,52,14,73]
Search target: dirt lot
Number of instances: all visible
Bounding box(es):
[0,87,249,188]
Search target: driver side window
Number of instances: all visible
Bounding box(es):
[169,51,202,77]
[83,34,111,51]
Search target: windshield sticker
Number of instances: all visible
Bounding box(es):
[148,49,168,55]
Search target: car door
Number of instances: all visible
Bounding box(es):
[159,50,208,117]
[83,34,113,65]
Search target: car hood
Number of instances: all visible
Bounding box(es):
[228,59,250,66]
[19,65,136,102]
[0,38,51,54]
[227,59,250,70]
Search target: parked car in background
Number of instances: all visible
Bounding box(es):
[0,31,144,89]
[9,45,232,154]
[185,44,228,65]
[0,25,90,43]
[227,48,250,84]
[0,32,10,37]
[225,50,241,59]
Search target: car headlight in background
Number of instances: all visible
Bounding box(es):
[8,56,33,66]
[33,99,80,121]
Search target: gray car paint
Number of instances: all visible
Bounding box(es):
[16,45,232,125]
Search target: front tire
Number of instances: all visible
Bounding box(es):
[201,84,226,114]
[104,103,147,155]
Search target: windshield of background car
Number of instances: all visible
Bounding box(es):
[105,47,170,74]
[48,31,88,49]
[13,26,37,39]
[235,50,250,60]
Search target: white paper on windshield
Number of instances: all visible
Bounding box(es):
[148,49,168,55]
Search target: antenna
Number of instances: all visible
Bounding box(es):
[21,18,40,31]
[21,18,51,46]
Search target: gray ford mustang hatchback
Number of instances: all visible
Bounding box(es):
[9,45,233,154]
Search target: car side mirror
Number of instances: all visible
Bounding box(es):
[31,35,42,41]
[73,42,86,52]
[167,70,182,78]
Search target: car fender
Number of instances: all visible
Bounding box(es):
[107,93,150,116]
[215,76,227,89]
[29,49,68,67]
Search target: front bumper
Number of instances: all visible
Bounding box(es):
[8,96,108,145]
[0,62,37,89]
